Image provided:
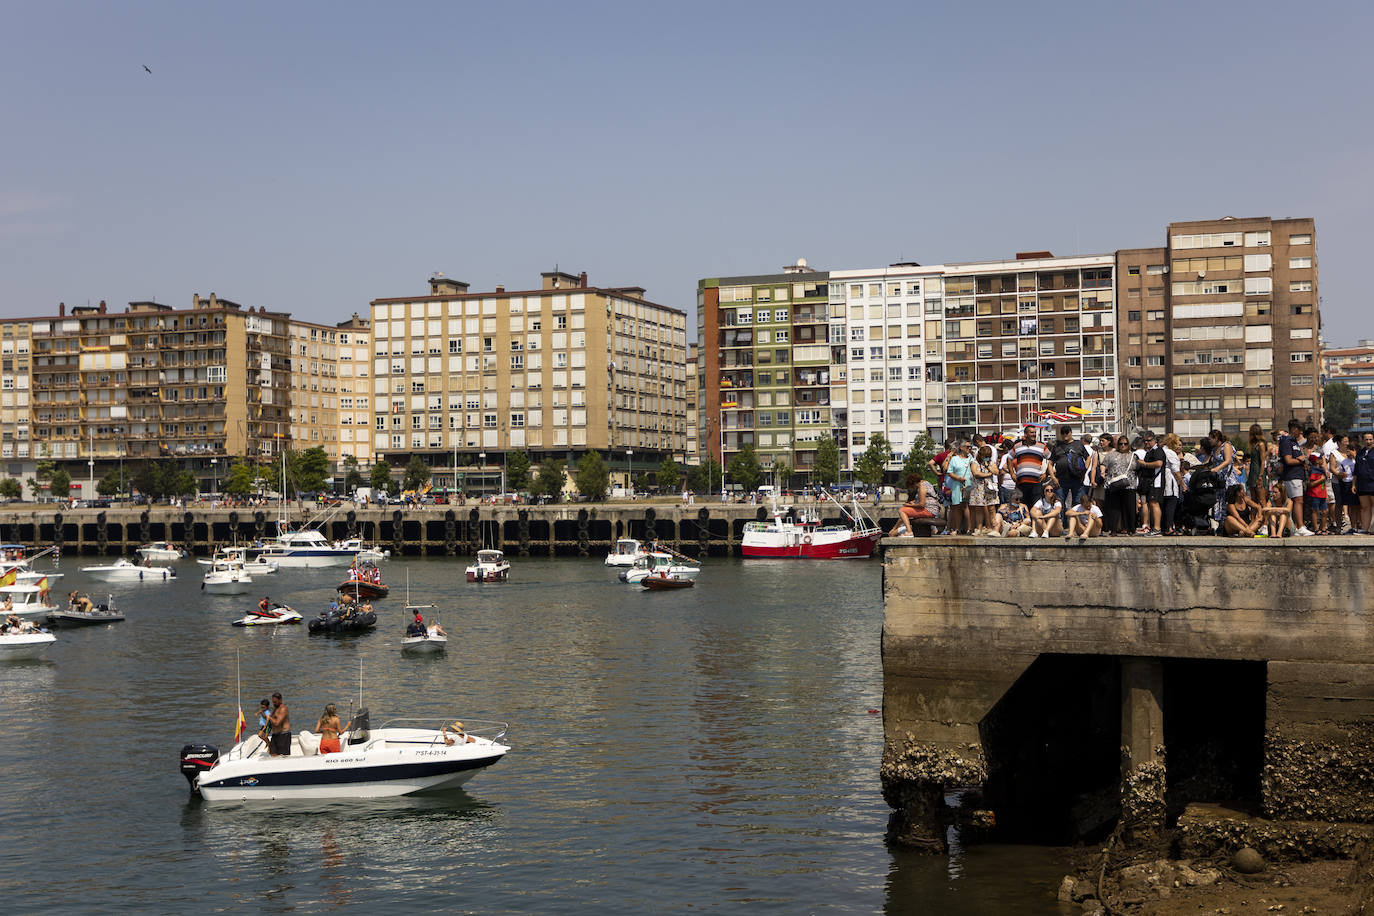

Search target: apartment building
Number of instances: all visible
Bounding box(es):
[0,317,34,473]
[685,342,699,466]
[286,319,341,459]
[1117,216,1320,437]
[697,261,833,475]
[829,254,1119,467]
[1322,340,1374,433]
[335,314,373,467]
[368,271,689,489]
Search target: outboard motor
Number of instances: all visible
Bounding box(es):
[348,708,370,745]
[179,743,220,790]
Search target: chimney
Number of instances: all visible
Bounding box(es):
[58,302,65,316]
[495,285,505,294]
[580,272,588,288]
[99,300,107,314]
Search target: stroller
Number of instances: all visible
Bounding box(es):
[1179,469,1221,532]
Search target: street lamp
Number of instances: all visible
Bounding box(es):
[625,448,632,497]
[479,451,486,497]
[211,457,218,497]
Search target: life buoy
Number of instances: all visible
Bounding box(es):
[802,534,812,545]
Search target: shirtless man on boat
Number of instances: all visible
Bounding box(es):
[267,692,292,756]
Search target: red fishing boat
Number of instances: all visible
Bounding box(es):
[740,492,881,559]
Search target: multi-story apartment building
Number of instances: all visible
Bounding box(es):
[1322,340,1374,433]
[286,319,341,459]
[829,254,1119,467]
[685,342,699,466]
[0,317,34,473]
[335,314,373,467]
[1117,217,1320,437]
[368,271,688,490]
[697,261,832,475]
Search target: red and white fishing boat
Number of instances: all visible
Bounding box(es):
[740,491,881,559]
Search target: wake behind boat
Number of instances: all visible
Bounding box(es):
[180,711,509,802]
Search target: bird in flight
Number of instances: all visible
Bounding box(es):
[143,64,152,74]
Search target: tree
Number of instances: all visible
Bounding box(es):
[727,444,763,492]
[96,467,130,497]
[1324,381,1358,433]
[49,468,72,499]
[506,450,532,493]
[811,436,840,487]
[533,458,565,500]
[403,456,432,492]
[0,478,22,500]
[688,456,721,494]
[657,457,681,492]
[369,459,393,493]
[25,478,41,499]
[34,460,56,483]
[855,433,893,489]
[900,432,938,486]
[575,451,610,502]
[171,470,199,497]
[295,446,331,493]
[341,456,364,493]
[773,460,793,491]
[222,460,257,497]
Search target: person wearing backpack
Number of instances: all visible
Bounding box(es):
[1048,424,1089,514]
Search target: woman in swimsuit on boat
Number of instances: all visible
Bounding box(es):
[316,704,344,755]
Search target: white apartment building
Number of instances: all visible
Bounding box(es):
[335,314,373,466]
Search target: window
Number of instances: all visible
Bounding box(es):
[1291,352,1313,362]
[774,330,790,344]
[1147,356,1163,366]
[1243,253,1272,272]
[1128,310,1141,322]
[1290,280,1313,292]
[1292,304,1312,315]
[1289,257,1312,269]
[510,412,524,428]
[1244,277,1272,295]
[1290,233,1312,245]
[1243,230,1270,247]
[483,413,498,427]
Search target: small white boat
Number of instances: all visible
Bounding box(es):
[199,548,278,575]
[0,544,64,587]
[465,549,510,583]
[203,559,253,595]
[401,627,448,654]
[0,630,57,661]
[137,541,187,563]
[258,529,356,568]
[0,584,60,619]
[619,551,701,584]
[80,558,176,582]
[231,604,302,627]
[180,712,509,803]
[604,538,647,567]
[336,538,390,563]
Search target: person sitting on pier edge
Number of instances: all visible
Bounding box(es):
[1030,483,1063,538]
[1065,491,1103,539]
[1260,482,1295,538]
[1223,484,1264,537]
[996,491,1032,537]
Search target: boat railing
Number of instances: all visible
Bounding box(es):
[372,717,509,747]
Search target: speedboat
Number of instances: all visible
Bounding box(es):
[465,549,510,583]
[0,629,57,661]
[231,604,303,627]
[336,538,390,563]
[308,604,377,634]
[202,559,253,595]
[0,544,64,587]
[80,558,176,582]
[642,574,694,590]
[179,710,509,803]
[402,626,448,654]
[604,538,647,567]
[0,584,60,619]
[200,548,278,576]
[47,595,124,627]
[137,541,186,563]
[619,551,700,584]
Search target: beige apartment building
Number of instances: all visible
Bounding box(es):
[335,314,373,467]
[368,270,689,491]
[286,319,341,460]
[0,318,34,472]
[1117,216,1320,437]
[685,343,699,466]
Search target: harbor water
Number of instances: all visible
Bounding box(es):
[0,557,1067,913]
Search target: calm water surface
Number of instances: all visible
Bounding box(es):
[0,556,1065,913]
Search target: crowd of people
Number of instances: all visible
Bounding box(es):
[888,420,1374,539]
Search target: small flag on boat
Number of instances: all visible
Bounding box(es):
[32,575,47,591]
[0,568,15,587]
[233,707,246,742]
[1068,406,1089,416]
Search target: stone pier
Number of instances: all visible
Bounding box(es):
[880,536,1374,855]
[0,502,902,558]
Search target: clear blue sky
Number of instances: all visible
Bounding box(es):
[2,1,1369,342]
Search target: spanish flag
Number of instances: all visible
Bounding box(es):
[32,575,47,591]
[0,568,16,587]
[233,707,247,742]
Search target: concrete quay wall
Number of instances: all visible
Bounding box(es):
[880,537,1374,853]
[0,503,893,558]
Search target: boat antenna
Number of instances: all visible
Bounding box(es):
[235,648,242,737]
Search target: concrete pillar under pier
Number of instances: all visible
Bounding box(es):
[1120,657,1166,843]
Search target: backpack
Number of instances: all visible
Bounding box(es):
[1054,442,1088,479]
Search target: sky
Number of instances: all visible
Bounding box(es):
[1,0,1370,342]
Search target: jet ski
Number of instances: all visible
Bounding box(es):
[231,603,303,627]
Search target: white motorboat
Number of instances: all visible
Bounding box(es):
[0,630,57,661]
[80,558,176,582]
[258,529,356,568]
[0,544,64,587]
[137,541,187,563]
[619,551,701,584]
[180,712,509,802]
[199,547,278,576]
[402,627,448,654]
[231,604,302,627]
[336,538,390,563]
[604,538,647,567]
[465,549,510,583]
[0,584,60,619]
[202,559,253,595]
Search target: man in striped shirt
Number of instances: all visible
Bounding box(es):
[1013,427,1051,507]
